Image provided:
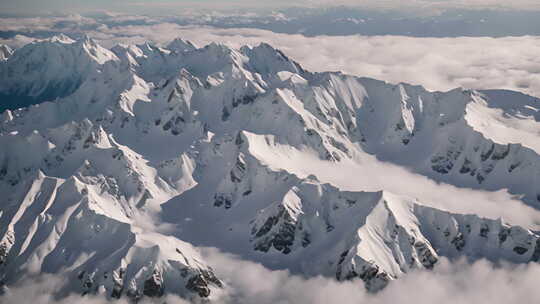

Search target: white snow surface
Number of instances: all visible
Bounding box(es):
[0,44,12,61]
[1,35,540,300]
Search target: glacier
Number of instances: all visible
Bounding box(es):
[1,35,540,301]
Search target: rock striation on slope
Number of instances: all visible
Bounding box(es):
[1,35,540,298]
[0,45,12,62]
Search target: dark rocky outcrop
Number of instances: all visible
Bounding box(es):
[143,270,164,298]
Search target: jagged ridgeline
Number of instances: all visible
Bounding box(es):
[1,35,540,301]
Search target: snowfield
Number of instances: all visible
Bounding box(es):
[1,35,540,301]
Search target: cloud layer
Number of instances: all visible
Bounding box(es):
[2,248,540,304]
[152,27,540,97]
[3,15,540,97]
[3,16,540,227]
[202,248,540,304]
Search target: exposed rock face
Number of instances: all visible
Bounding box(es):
[186,270,222,298]
[143,270,164,297]
[530,239,540,262]
[2,35,540,300]
[336,250,391,291]
[0,231,14,265]
[170,131,540,291]
[252,203,298,254]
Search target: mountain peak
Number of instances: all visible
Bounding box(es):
[0,35,119,112]
[240,42,305,77]
[167,38,197,53]
[78,34,97,46]
[48,33,76,44]
[2,36,540,301]
[0,44,12,61]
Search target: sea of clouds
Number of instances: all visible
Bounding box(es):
[2,14,540,97]
[1,248,539,304]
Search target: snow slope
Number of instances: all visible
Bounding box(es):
[0,45,12,61]
[1,35,540,300]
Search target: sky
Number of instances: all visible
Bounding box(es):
[2,0,540,15]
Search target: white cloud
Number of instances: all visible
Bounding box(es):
[244,146,540,228]
[0,34,37,48]
[304,0,540,10]
[3,14,540,101]
[0,14,98,32]
[201,248,540,304]
[67,24,540,98]
[3,248,540,304]
[171,29,540,98]
[4,18,540,226]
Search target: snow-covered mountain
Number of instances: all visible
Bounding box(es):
[0,45,12,61]
[1,35,540,301]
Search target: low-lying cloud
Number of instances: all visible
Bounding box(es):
[2,248,540,304]
[202,248,540,304]
[154,26,540,97]
[246,141,540,228]
[3,15,540,97]
[2,15,540,226]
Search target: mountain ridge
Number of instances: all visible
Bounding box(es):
[1,34,540,301]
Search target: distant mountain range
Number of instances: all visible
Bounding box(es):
[4,8,540,42]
